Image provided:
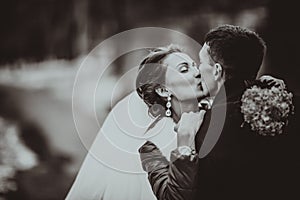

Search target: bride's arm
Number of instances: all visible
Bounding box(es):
[139,111,206,200]
[139,141,199,200]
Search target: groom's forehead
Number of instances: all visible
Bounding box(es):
[199,43,210,59]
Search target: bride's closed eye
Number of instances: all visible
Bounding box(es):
[178,63,189,73]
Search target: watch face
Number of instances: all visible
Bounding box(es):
[178,146,192,156]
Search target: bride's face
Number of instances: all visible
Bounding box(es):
[163,52,205,101]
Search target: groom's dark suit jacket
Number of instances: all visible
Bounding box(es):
[140,78,300,200]
[193,78,300,199]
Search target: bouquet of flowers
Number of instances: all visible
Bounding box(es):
[240,80,294,136]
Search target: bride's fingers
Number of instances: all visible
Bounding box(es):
[259,75,271,82]
[260,75,286,88]
[174,110,206,134]
[267,79,285,88]
[267,80,276,87]
[175,110,206,147]
[174,124,179,132]
[199,109,206,116]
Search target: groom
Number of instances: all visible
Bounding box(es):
[139,25,299,200]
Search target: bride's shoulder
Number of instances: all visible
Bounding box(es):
[113,91,153,124]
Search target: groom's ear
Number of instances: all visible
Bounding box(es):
[213,63,223,81]
[155,87,170,97]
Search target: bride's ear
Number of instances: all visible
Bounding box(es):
[155,87,171,97]
[214,63,223,81]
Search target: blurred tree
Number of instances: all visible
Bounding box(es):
[0,0,270,65]
[0,0,87,64]
[0,85,73,200]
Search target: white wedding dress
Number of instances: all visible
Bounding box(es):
[66,91,177,200]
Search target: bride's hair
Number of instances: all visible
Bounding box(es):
[136,44,182,118]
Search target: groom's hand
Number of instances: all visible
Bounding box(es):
[174,110,206,149]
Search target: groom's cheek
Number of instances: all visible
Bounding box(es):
[201,84,210,97]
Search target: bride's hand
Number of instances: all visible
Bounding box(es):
[259,75,286,88]
[174,110,206,149]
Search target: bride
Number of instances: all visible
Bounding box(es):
[66,91,168,200]
[66,44,281,200]
[66,45,206,200]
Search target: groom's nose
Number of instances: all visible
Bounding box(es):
[194,67,201,79]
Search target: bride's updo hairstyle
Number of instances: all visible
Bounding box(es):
[136,45,182,118]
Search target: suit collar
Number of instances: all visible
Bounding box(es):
[213,78,247,106]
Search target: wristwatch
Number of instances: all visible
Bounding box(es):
[177,146,195,156]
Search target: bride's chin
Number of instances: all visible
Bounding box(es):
[196,91,207,100]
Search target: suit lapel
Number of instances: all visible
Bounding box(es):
[195,78,246,157]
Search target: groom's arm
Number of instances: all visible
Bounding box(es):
[139,141,200,200]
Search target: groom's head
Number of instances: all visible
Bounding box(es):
[198,24,266,97]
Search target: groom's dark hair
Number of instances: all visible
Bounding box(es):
[204,24,266,80]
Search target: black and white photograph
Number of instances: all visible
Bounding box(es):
[0,0,299,199]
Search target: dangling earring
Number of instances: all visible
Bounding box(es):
[165,94,172,117]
